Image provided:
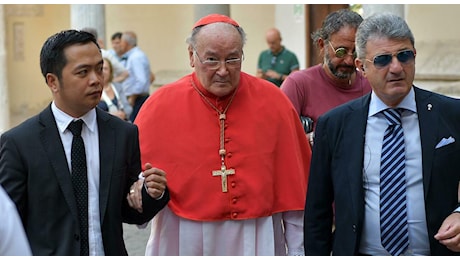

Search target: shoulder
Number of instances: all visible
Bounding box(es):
[258,49,271,57]
[97,108,136,130]
[414,86,460,110]
[241,72,290,99]
[284,48,298,57]
[1,111,46,147]
[285,65,320,82]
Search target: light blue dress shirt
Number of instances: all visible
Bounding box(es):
[360,87,431,255]
[120,46,152,96]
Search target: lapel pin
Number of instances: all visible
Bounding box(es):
[427,104,432,111]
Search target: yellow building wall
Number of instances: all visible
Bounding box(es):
[6,4,70,122]
[406,4,460,42]
[5,4,275,127]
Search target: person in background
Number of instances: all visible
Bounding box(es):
[0,185,32,256]
[0,29,169,255]
[81,27,129,84]
[134,14,311,256]
[304,12,460,255]
[119,31,153,122]
[98,58,132,121]
[109,31,124,61]
[256,27,299,87]
[281,9,371,146]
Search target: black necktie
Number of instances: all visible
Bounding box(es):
[67,119,89,256]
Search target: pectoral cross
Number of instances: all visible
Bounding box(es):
[212,164,235,192]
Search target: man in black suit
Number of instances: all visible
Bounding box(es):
[0,30,169,255]
[304,13,460,255]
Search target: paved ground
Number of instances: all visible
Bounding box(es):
[123,221,151,256]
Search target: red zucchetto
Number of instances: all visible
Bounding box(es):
[192,13,239,29]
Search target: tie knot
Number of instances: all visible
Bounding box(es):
[68,119,83,136]
[382,108,402,126]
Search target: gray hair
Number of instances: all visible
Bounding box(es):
[355,13,415,59]
[186,22,247,49]
[311,9,363,45]
[122,31,137,47]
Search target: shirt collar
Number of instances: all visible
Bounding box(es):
[51,101,97,134]
[369,86,417,117]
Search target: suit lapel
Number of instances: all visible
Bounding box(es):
[39,105,79,219]
[344,95,371,221]
[97,110,115,223]
[414,87,438,199]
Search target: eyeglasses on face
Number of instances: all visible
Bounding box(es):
[193,47,243,70]
[366,50,415,69]
[328,41,357,59]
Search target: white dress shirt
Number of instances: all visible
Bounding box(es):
[52,102,104,255]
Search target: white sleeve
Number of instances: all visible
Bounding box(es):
[0,187,32,256]
[283,210,305,256]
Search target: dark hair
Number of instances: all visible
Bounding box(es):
[40,29,100,83]
[311,9,363,45]
[111,32,122,41]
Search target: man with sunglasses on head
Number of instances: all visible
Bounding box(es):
[281,9,371,146]
[134,14,311,256]
[304,12,460,256]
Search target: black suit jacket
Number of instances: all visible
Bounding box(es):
[304,87,460,256]
[0,104,169,255]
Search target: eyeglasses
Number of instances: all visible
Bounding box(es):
[328,41,357,59]
[193,47,243,70]
[366,50,415,69]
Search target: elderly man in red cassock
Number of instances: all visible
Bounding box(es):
[133,14,311,256]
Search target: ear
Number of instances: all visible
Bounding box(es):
[355,59,365,73]
[46,73,59,93]
[318,38,325,49]
[188,46,195,68]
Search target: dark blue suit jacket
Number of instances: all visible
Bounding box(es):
[0,104,169,255]
[304,86,460,256]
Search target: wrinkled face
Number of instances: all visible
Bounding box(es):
[111,38,123,56]
[323,26,358,79]
[46,42,103,118]
[189,23,244,97]
[356,37,416,107]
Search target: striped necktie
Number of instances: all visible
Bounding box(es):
[380,108,409,256]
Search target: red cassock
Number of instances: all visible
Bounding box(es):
[135,72,311,221]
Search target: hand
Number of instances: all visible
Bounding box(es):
[434,212,460,252]
[264,69,280,80]
[142,163,167,200]
[127,179,144,213]
[308,131,315,147]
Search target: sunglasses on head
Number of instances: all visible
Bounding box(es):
[366,50,415,69]
[328,41,357,59]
